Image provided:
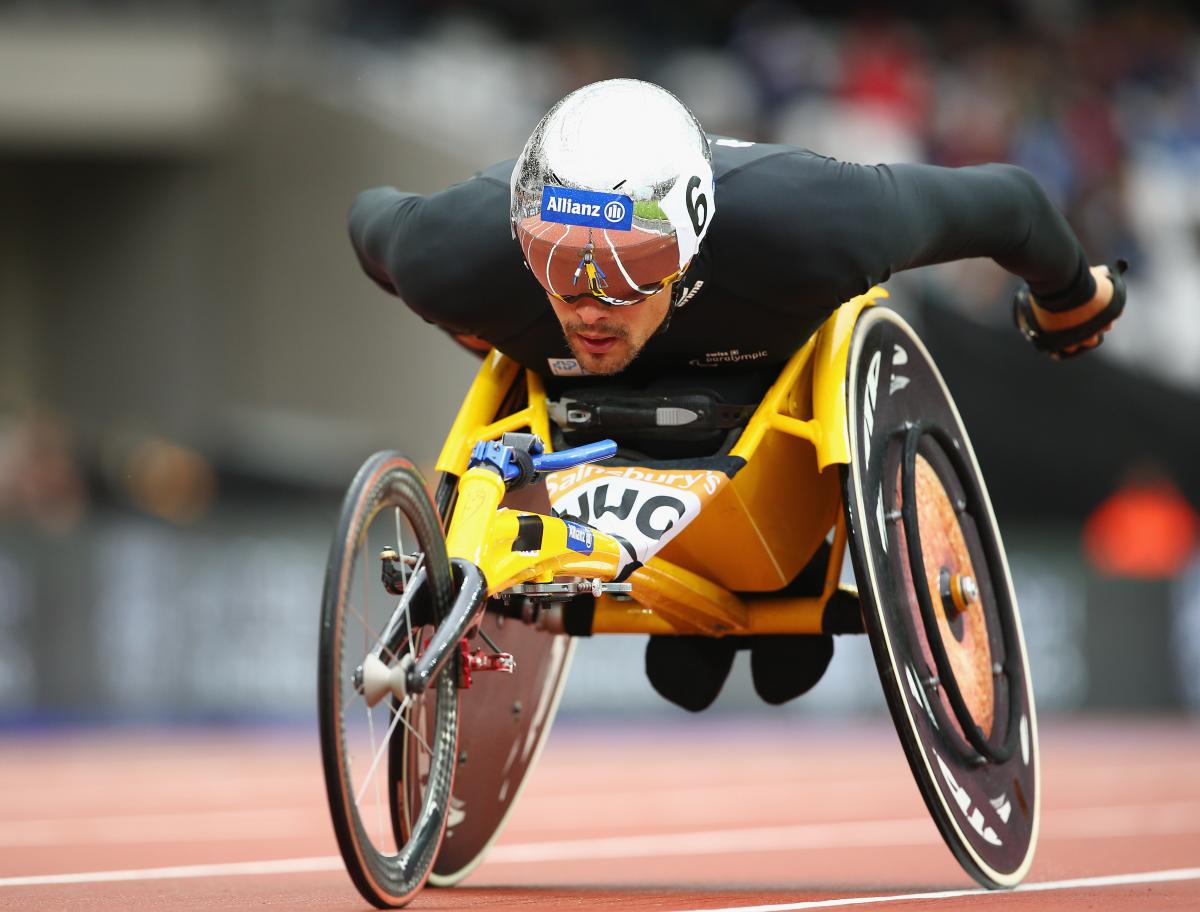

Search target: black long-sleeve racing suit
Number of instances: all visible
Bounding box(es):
[349,138,1095,394]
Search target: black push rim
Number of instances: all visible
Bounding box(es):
[896,421,1021,766]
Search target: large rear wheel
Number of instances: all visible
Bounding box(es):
[843,307,1040,888]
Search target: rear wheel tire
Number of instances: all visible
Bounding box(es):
[843,307,1040,889]
[318,452,460,908]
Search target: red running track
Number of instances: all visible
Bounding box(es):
[0,718,1198,910]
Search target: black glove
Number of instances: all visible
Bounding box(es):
[1013,259,1128,359]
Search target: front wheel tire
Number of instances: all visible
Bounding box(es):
[318,452,460,908]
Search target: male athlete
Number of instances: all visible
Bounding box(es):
[348,79,1126,710]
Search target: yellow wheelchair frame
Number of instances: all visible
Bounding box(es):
[434,288,886,636]
[320,285,1042,906]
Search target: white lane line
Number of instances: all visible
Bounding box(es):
[668,867,1200,912]
[0,857,343,888]
[2,801,1198,887]
[3,856,1198,907]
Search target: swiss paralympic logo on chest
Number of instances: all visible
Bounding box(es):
[541,186,633,231]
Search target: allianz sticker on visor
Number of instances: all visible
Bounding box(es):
[541,186,633,231]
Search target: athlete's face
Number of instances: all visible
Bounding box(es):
[547,284,673,375]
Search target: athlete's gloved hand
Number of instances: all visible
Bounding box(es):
[1013,260,1128,360]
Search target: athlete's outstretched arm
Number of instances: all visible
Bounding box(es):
[348,186,419,296]
[347,174,538,346]
[870,161,1098,307]
[727,152,1115,351]
[877,160,1118,352]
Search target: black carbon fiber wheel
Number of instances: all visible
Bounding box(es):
[318,451,459,908]
[843,307,1040,889]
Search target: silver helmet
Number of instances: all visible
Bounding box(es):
[511,79,714,306]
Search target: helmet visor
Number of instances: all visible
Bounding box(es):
[517,216,681,306]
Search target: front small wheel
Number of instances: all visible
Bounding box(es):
[318,452,459,908]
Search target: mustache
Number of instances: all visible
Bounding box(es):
[562,320,630,341]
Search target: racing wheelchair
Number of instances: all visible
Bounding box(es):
[317,288,1040,907]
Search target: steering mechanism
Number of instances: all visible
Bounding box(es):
[468,433,618,490]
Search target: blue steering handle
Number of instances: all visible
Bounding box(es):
[531,439,617,473]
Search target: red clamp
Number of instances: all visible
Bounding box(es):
[456,639,515,689]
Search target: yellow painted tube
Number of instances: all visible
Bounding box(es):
[625,558,749,633]
[445,468,507,564]
[811,289,884,470]
[436,351,521,475]
[481,513,624,594]
[591,596,831,635]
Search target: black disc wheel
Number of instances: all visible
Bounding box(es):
[843,307,1040,889]
[318,451,460,908]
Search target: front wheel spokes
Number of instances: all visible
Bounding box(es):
[366,695,386,846]
[354,695,412,805]
[341,557,429,719]
[395,506,412,592]
[352,691,437,809]
[393,694,434,759]
[342,565,422,691]
[396,502,416,659]
[346,597,402,667]
[373,555,427,659]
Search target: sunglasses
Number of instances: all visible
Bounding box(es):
[548,270,681,307]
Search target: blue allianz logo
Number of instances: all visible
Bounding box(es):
[563,520,595,555]
[541,186,633,231]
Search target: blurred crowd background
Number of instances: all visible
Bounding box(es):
[1,0,1198,724]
